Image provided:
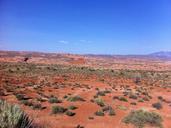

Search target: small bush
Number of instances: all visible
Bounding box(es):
[67,96,85,102]
[117,105,127,110]
[32,103,42,110]
[15,94,25,101]
[0,99,33,128]
[123,109,163,128]
[119,97,128,102]
[63,95,68,99]
[68,105,78,110]
[49,97,62,103]
[129,94,138,100]
[130,102,137,105]
[108,109,115,116]
[21,100,33,106]
[152,102,162,110]
[102,106,112,112]
[94,110,104,116]
[97,91,105,96]
[94,98,105,107]
[51,106,67,114]
[65,111,76,116]
[138,99,144,102]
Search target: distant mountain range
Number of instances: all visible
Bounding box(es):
[149,51,171,59]
[0,50,171,60]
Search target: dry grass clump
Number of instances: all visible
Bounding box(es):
[123,109,163,128]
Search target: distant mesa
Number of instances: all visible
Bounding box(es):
[149,51,171,60]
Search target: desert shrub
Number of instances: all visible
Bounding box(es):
[119,97,128,102]
[65,111,75,116]
[138,99,144,102]
[67,96,85,102]
[104,89,111,94]
[108,109,115,116]
[94,110,104,116]
[0,99,33,128]
[94,98,105,107]
[68,105,78,110]
[122,109,163,128]
[102,106,112,112]
[48,97,62,103]
[134,73,141,84]
[51,106,67,114]
[31,103,42,110]
[63,95,68,99]
[130,102,137,105]
[117,105,127,110]
[152,102,162,110]
[21,100,33,106]
[129,94,138,100]
[15,94,25,101]
[97,91,105,96]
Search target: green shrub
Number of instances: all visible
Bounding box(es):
[138,99,144,102]
[15,94,25,101]
[94,98,105,107]
[108,109,115,116]
[63,95,68,99]
[65,111,76,116]
[117,105,128,110]
[48,97,62,103]
[0,99,33,128]
[68,105,78,110]
[21,100,33,106]
[94,110,104,116]
[51,106,67,114]
[31,103,42,110]
[67,96,85,102]
[129,94,138,100]
[123,109,163,128]
[119,97,128,102]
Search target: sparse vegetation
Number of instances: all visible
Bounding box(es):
[68,105,78,110]
[51,106,67,114]
[0,54,170,128]
[67,96,85,102]
[119,97,128,102]
[48,96,62,103]
[123,109,163,128]
[94,110,104,116]
[65,111,76,116]
[94,98,105,107]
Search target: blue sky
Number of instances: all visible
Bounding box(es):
[0,0,171,54]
